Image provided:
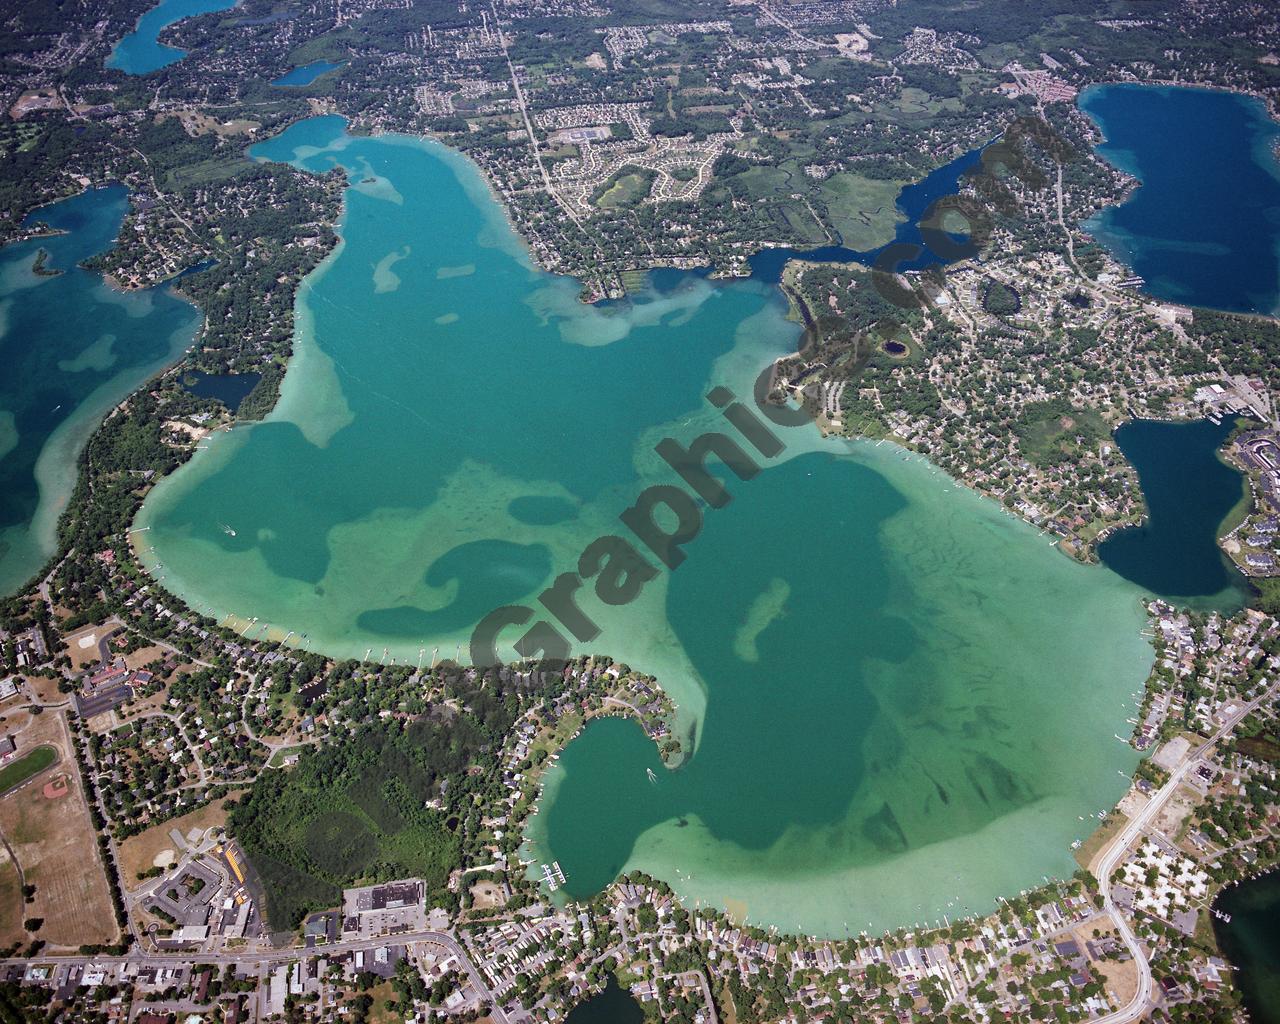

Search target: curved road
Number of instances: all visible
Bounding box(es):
[1090,682,1278,1024]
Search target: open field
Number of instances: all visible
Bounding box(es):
[118,802,228,891]
[123,644,167,670]
[1087,926,1140,1004]
[159,110,260,138]
[0,712,116,948]
[22,676,67,707]
[162,157,246,191]
[469,880,506,910]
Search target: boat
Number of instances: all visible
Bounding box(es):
[222,524,236,537]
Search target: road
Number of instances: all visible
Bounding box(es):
[1089,681,1278,1024]
[487,0,584,240]
[5,928,510,1023]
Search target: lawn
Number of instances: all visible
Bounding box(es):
[0,746,56,795]
[267,744,311,768]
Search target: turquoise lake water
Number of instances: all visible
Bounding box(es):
[107,0,240,74]
[135,115,1155,934]
[1080,84,1280,315]
[1097,418,1250,610]
[272,61,344,87]
[0,185,200,595]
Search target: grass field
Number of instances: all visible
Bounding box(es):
[163,156,246,191]
[593,167,655,210]
[0,746,56,795]
[1014,401,1110,469]
[0,854,23,948]
[818,172,906,251]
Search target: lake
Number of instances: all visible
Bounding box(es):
[1097,419,1250,611]
[0,185,200,595]
[1213,870,1280,1024]
[1079,83,1280,315]
[107,0,240,75]
[272,61,344,87]
[135,116,1154,934]
[182,370,260,411]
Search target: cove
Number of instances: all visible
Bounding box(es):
[0,184,200,594]
[107,0,240,75]
[272,61,344,87]
[1097,418,1250,611]
[1213,871,1280,1024]
[564,976,643,1024]
[135,117,1154,934]
[1079,84,1280,315]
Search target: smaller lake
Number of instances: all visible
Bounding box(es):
[272,61,344,87]
[107,0,239,74]
[564,976,643,1024]
[1213,871,1280,1024]
[1097,419,1250,610]
[1079,84,1280,316]
[182,370,260,411]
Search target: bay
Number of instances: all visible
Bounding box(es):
[107,0,240,75]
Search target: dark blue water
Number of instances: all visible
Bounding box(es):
[1213,871,1280,1024]
[272,61,343,87]
[747,144,988,282]
[1097,418,1250,609]
[1080,84,1280,315]
[564,976,643,1024]
[0,184,200,592]
[182,370,260,410]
